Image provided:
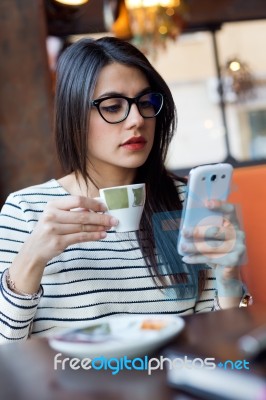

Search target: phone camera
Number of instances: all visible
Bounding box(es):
[211,174,217,181]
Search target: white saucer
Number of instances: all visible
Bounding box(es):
[49,314,185,359]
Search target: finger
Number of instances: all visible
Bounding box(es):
[50,223,111,235]
[205,200,239,224]
[204,199,234,212]
[61,230,108,247]
[182,224,237,241]
[180,238,237,255]
[47,196,107,213]
[180,228,245,260]
[182,244,246,266]
[43,208,118,228]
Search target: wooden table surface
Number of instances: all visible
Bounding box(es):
[0,305,266,400]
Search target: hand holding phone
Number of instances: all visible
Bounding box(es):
[177,163,241,266]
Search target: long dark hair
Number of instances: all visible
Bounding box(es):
[55,37,207,299]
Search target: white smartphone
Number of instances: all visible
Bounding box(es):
[177,163,233,256]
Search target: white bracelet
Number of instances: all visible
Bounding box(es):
[6,269,42,301]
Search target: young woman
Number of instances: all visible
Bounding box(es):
[0,37,246,342]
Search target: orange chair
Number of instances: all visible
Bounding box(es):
[228,164,266,305]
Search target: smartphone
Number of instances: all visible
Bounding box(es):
[177,163,233,256]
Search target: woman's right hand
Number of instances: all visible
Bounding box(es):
[8,196,117,297]
[26,195,118,265]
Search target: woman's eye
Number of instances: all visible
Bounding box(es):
[139,101,153,109]
[101,104,122,113]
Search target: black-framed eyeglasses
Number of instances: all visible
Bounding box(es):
[91,92,164,124]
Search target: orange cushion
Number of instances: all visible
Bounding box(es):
[229,165,266,305]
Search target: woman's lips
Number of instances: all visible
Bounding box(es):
[121,137,147,151]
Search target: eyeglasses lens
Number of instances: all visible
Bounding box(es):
[99,97,127,124]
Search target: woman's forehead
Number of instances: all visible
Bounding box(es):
[93,63,149,98]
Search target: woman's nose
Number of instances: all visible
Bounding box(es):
[125,103,145,127]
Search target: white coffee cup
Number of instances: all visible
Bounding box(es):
[98,183,146,232]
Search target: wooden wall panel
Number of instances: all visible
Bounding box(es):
[0,0,60,206]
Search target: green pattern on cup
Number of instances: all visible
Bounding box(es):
[132,187,145,207]
[104,188,129,210]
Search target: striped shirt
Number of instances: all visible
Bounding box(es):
[0,179,216,343]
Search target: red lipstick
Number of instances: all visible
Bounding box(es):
[121,136,147,151]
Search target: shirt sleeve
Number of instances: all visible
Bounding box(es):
[0,193,43,343]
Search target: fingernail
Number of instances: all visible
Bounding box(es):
[110,217,119,226]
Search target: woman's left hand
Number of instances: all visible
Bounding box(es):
[180,199,246,269]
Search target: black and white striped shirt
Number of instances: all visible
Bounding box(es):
[0,179,216,342]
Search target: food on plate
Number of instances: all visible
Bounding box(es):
[140,319,168,330]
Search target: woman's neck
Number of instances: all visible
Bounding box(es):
[88,163,137,190]
[58,167,137,197]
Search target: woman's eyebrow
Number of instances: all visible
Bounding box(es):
[96,87,152,99]
[96,91,122,98]
[137,87,153,96]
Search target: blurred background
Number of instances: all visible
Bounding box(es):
[1,0,266,302]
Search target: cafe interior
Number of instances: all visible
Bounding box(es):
[0,0,266,399]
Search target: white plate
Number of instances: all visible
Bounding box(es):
[49,315,185,359]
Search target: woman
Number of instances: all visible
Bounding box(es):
[0,37,245,342]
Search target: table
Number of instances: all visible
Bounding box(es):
[0,305,266,400]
